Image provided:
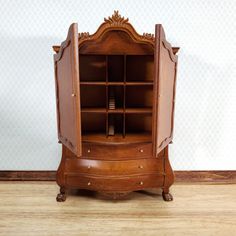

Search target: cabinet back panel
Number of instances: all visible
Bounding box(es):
[79,31,154,55]
[126,114,152,133]
[127,55,154,81]
[81,113,106,133]
[108,55,124,82]
[126,86,153,108]
[80,55,106,81]
[80,86,106,108]
[108,86,124,108]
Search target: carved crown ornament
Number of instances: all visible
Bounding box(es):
[104,10,129,25]
[53,11,179,54]
[78,10,155,45]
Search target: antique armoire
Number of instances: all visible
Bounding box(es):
[53,11,179,202]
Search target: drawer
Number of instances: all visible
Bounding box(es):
[65,158,164,176]
[65,174,164,191]
[82,143,153,159]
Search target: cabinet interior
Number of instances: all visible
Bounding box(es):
[80,54,154,143]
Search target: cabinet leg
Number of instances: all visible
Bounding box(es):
[56,187,67,202]
[162,188,173,201]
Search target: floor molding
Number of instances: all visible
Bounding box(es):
[0,171,56,181]
[0,171,236,183]
[175,171,236,184]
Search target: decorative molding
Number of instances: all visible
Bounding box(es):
[142,33,155,41]
[52,11,179,55]
[54,39,70,62]
[162,40,178,62]
[78,32,90,41]
[78,10,155,47]
[104,10,129,25]
[1,171,236,184]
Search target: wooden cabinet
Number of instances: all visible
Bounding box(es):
[53,11,179,202]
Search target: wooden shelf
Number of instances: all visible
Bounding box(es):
[81,108,152,114]
[125,108,152,114]
[80,82,106,86]
[80,81,153,86]
[126,81,153,86]
[82,132,152,144]
[81,108,106,113]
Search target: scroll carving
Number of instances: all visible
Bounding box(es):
[142,33,155,41]
[78,32,90,41]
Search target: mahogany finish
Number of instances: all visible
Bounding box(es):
[53,11,179,201]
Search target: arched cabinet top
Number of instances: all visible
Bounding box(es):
[53,11,179,55]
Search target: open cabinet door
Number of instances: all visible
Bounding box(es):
[153,25,178,156]
[54,23,82,156]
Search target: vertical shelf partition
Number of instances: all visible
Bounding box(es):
[123,55,126,138]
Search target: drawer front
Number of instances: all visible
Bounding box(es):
[65,158,164,176]
[82,143,153,159]
[65,174,164,191]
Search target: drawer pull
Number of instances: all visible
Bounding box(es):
[139,165,143,169]
[139,149,144,153]
[140,181,144,185]
[87,166,91,169]
[87,149,91,153]
[87,182,91,186]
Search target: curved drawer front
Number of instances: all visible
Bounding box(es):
[82,143,153,159]
[65,158,164,176]
[65,174,164,191]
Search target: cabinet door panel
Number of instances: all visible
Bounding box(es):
[54,23,82,156]
[153,25,178,156]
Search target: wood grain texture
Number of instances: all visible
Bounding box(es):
[1,171,236,183]
[0,182,235,236]
[52,11,177,200]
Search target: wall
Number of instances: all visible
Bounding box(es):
[0,0,236,170]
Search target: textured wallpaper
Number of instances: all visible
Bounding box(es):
[0,0,236,170]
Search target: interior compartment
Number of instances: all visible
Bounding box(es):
[79,54,153,143]
[108,86,124,110]
[108,55,124,82]
[108,114,124,136]
[126,55,154,81]
[125,114,152,134]
[126,86,153,108]
[81,113,106,134]
[80,85,106,108]
[80,55,106,81]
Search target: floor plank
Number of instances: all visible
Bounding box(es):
[0,182,235,236]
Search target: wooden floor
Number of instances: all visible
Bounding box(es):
[0,182,236,236]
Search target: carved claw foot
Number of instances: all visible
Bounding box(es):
[162,192,173,201]
[56,193,66,202]
[56,188,66,202]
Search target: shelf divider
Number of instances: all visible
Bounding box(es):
[123,55,126,138]
[105,55,109,137]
